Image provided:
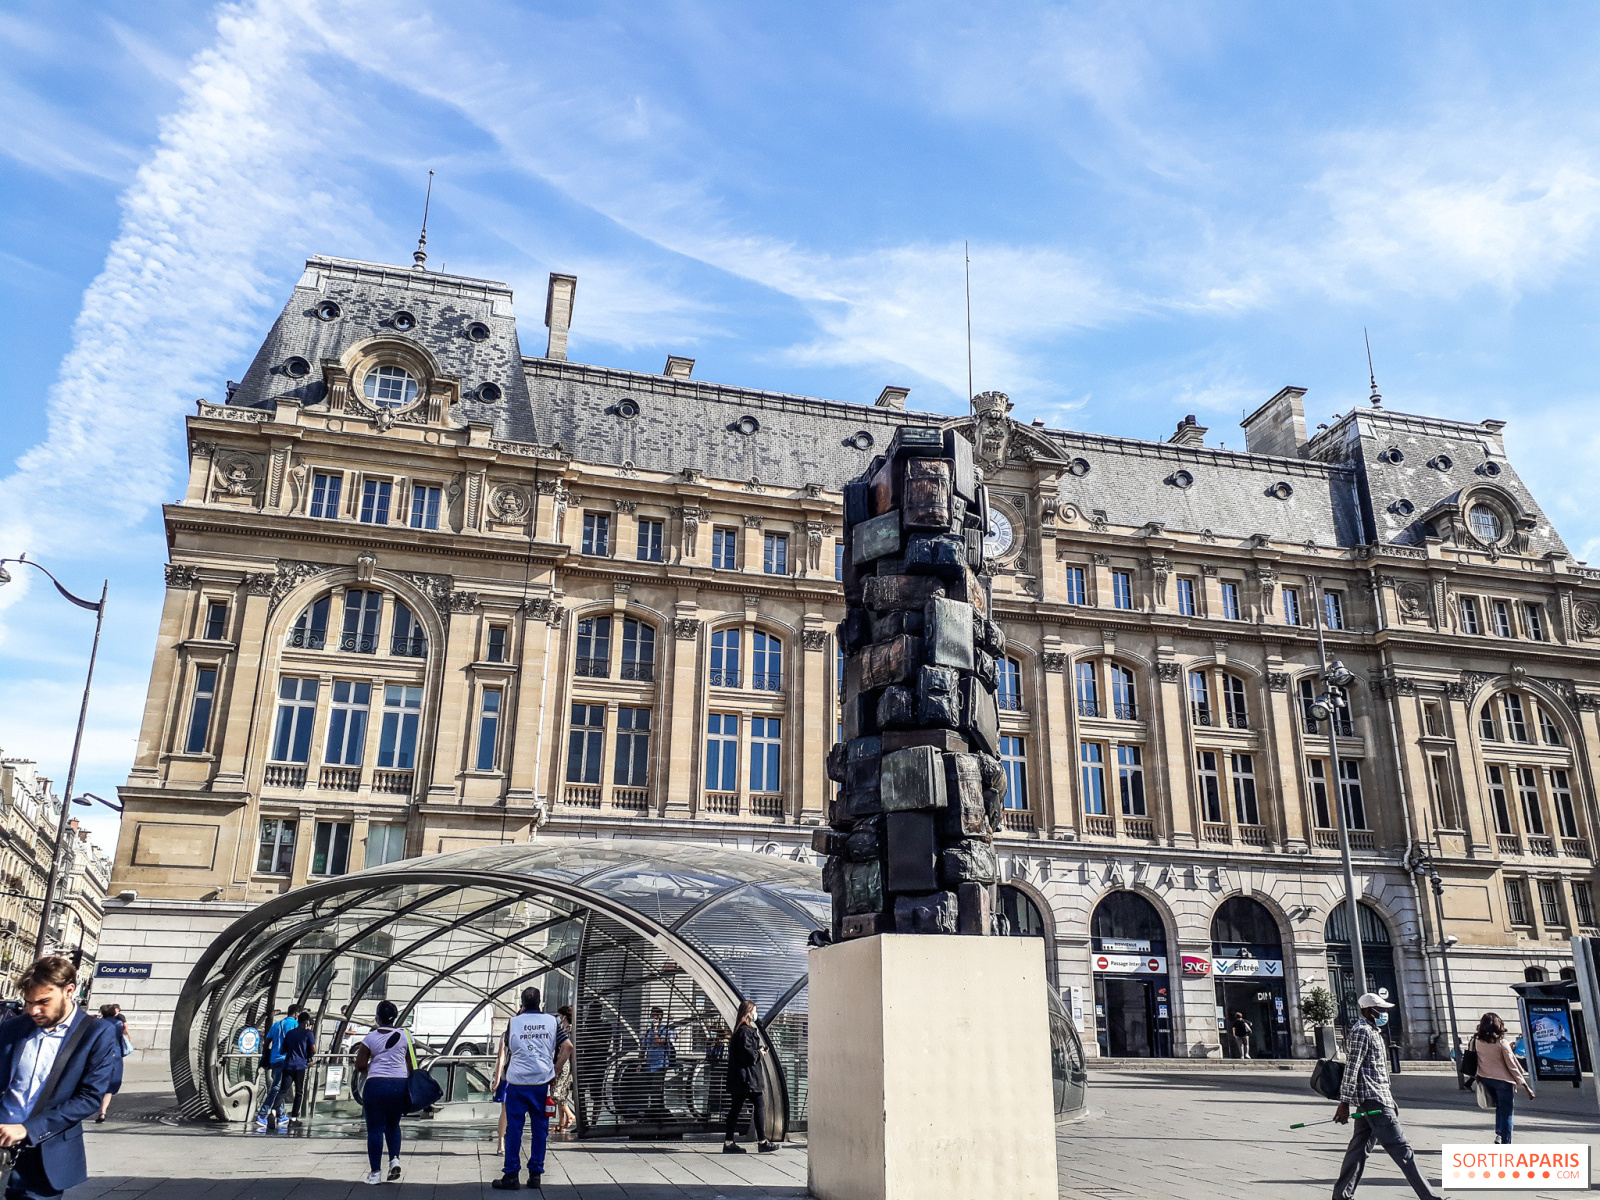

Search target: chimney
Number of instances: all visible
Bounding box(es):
[663,356,695,379]
[875,386,910,410]
[544,273,577,361]
[1240,386,1309,458]
[1168,414,1208,448]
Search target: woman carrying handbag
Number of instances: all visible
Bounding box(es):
[1469,1012,1534,1143]
[353,1001,415,1185]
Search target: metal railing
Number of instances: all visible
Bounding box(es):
[286,629,326,650]
[1077,699,1101,718]
[1225,711,1250,730]
[997,693,1023,711]
[1112,702,1137,720]
[619,661,654,683]
[574,657,610,678]
[391,635,427,658]
[751,673,783,692]
[708,669,741,688]
[338,632,378,654]
[1192,707,1214,727]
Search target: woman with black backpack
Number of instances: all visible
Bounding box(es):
[1466,1012,1534,1143]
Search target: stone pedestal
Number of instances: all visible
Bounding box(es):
[807,935,1058,1200]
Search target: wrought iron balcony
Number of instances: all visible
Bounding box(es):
[752,672,784,692]
[1191,707,1215,727]
[1077,699,1101,718]
[619,661,655,683]
[1225,711,1250,730]
[391,635,427,658]
[709,668,741,688]
[574,656,610,678]
[1113,702,1138,720]
[338,632,378,654]
[286,629,325,650]
[997,693,1023,712]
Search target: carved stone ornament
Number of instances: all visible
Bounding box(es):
[398,572,451,611]
[1379,673,1418,697]
[268,561,331,611]
[971,390,1015,472]
[1443,680,1468,701]
[214,452,262,497]
[1042,652,1068,673]
[246,572,275,596]
[1090,509,1110,533]
[613,498,638,514]
[1577,693,1600,712]
[489,439,571,463]
[1091,553,1111,567]
[673,618,701,641]
[1575,601,1600,635]
[804,482,824,499]
[801,629,828,651]
[1266,672,1290,693]
[164,563,199,589]
[447,590,481,614]
[519,595,555,620]
[617,460,639,478]
[743,514,764,529]
[1397,582,1429,621]
[1157,662,1183,683]
[545,603,567,628]
[1199,528,1218,544]
[744,476,765,494]
[681,467,703,483]
[1459,671,1493,702]
[534,479,562,496]
[1200,564,1219,577]
[355,550,379,583]
[489,486,530,523]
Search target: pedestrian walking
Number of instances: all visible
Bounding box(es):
[0,955,120,1200]
[352,1001,412,1185]
[576,1001,612,1129]
[551,1007,575,1135]
[1331,992,1443,1200]
[1469,1012,1534,1144]
[491,987,573,1191]
[281,1011,317,1124]
[639,1007,673,1119]
[1230,1011,1254,1059]
[92,1006,126,1123]
[254,1003,300,1130]
[721,1000,776,1155]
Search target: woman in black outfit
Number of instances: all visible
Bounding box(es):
[722,1000,777,1154]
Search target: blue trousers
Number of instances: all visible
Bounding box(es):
[503,1082,550,1175]
[256,1064,287,1119]
[1480,1077,1516,1142]
[362,1077,409,1171]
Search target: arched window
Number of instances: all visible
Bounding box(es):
[997,657,1023,711]
[289,595,330,650]
[1075,661,1099,718]
[1091,891,1166,951]
[390,602,426,657]
[621,618,655,682]
[575,616,611,678]
[1324,902,1391,947]
[362,364,419,408]
[1221,674,1248,729]
[340,590,382,654]
[1211,896,1282,953]
[1110,664,1137,720]
[1188,671,1211,725]
[1524,965,1548,983]
[999,886,1047,938]
[752,631,782,691]
[1299,676,1352,736]
[1324,902,1399,1033]
[710,628,741,688]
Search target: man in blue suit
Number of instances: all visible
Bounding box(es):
[0,956,118,1199]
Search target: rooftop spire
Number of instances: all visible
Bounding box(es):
[413,170,434,270]
[1364,327,1382,407]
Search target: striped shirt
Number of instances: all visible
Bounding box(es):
[1339,1018,1395,1110]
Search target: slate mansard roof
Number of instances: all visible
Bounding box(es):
[223,254,1568,556]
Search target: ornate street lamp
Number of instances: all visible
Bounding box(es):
[0,555,107,960]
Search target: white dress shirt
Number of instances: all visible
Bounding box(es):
[0,1007,78,1125]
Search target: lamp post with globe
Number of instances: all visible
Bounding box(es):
[0,555,107,959]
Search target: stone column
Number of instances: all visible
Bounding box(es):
[1263,665,1306,850]
[664,599,701,818]
[215,580,273,788]
[800,618,831,823]
[1040,642,1075,837]
[1157,660,1198,846]
[425,597,480,801]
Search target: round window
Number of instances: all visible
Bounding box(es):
[850,431,874,451]
[1431,454,1454,471]
[735,415,760,436]
[315,300,341,321]
[1469,504,1503,542]
[467,322,491,342]
[1382,446,1404,464]
[363,364,419,409]
[1480,461,1503,477]
[1067,457,1091,477]
[283,356,310,378]
[1269,481,1294,500]
[617,399,640,419]
[479,381,503,403]
[1168,470,1193,489]
[393,310,417,331]
[1391,498,1414,516]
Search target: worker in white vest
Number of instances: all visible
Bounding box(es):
[491,987,573,1191]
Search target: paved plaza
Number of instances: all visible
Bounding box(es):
[66,1064,1599,1199]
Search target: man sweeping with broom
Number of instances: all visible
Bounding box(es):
[1331,993,1443,1200]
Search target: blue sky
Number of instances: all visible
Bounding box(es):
[7,0,1600,846]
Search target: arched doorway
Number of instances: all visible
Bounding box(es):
[1211,897,1289,1059]
[1090,891,1171,1058]
[1324,902,1403,1049]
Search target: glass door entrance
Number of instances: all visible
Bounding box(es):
[1096,976,1158,1057]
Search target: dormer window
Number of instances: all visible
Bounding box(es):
[1469,504,1503,543]
[363,365,419,408]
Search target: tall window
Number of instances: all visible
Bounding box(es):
[764,532,788,575]
[1112,571,1133,610]
[1064,567,1087,606]
[1503,693,1530,742]
[272,678,319,762]
[615,707,651,787]
[1479,699,1501,741]
[582,512,611,556]
[1423,701,1446,737]
[377,685,422,769]
[312,821,352,876]
[203,601,229,640]
[184,668,217,754]
[1110,664,1137,719]
[410,484,441,530]
[712,527,738,570]
[637,518,664,562]
[1323,590,1345,630]
[324,681,370,766]
[1573,881,1596,928]
[1220,581,1241,621]
[1493,599,1514,638]
[1516,767,1545,835]
[365,824,406,868]
[359,479,392,524]
[1308,760,1331,828]
[705,714,740,791]
[621,618,655,682]
[1539,879,1566,927]
[1340,760,1366,829]
[1118,745,1145,816]
[1176,577,1197,616]
[710,628,741,687]
[290,595,330,650]
[1231,753,1259,825]
[1486,764,1513,834]
[997,657,1023,711]
[1298,677,1319,731]
[1539,705,1563,746]
[1002,736,1029,811]
[1552,769,1579,838]
[309,471,342,519]
[752,631,782,691]
[1075,661,1100,717]
[1080,742,1106,815]
[1525,604,1547,641]
[475,688,502,771]
[575,616,612,677]
[566,705,606,784]
[341,589,382,654]
[257,818,297,875]
[1188,671,1212,725]
[1504,878,1531,926]
[750,717,782,792]
[1222,674,1248,729]
[391,602,426,657]
[1459,596,1481,635]
[1429,755,1460,829]
[1196,751,1223,823]
[486,625,508,664]
[1282,587,1301,626]
[835,542,843,581]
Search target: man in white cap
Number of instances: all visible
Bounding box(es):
[1331,992,1442,1200]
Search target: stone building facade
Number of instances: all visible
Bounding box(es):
[99,253,1600,1059]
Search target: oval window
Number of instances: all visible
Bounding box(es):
[393,310,417,331]
[1469,505,1503,542]
[479,381,503,403]
[736,415,760,436]
[283,356,310,378]
[617,399,640,419]
[1270,481,1294,500]
[850,431,874,450]
[1391,498,1414,516]
[1169,470,1193,489]
[315,300,341,321]
[467,322,491,342]
[1431,454,1454,471]
[1067,457,1091,477]
[363,364,419,409]
[1480,461,1503,477]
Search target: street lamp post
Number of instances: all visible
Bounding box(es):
[1420,855,1464,1067]
[0,555,107,961]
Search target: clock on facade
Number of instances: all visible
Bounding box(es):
[983,509,1015,558]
